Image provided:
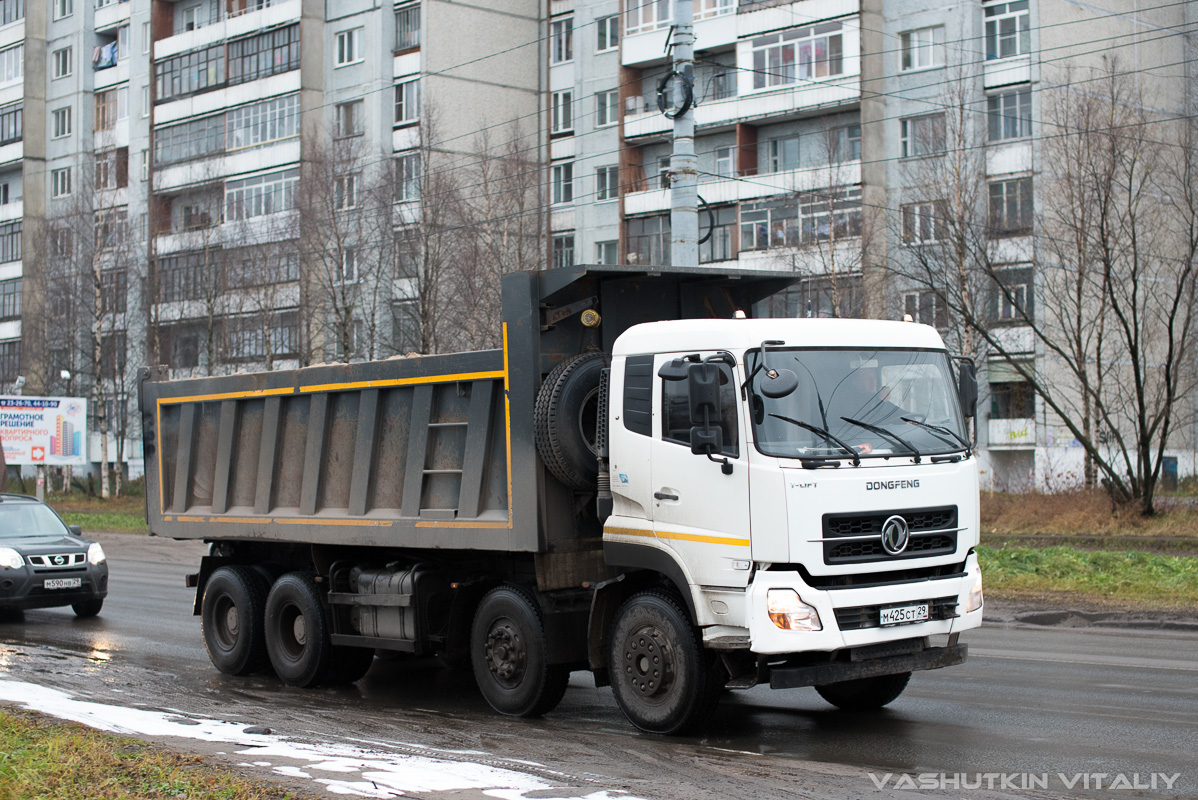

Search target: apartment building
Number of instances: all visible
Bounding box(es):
[550,0,1197,489]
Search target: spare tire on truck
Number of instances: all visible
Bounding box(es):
[534,353,605,491]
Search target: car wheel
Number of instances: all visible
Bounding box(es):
[815,672,911,710]
[71,598,104,618]
[201,566,269,675]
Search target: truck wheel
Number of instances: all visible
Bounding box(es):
[471,585,569,717]
[201,566,268,675]
[815,672,911,710]
[264,572,333,688]
[608,590,722,735]
[71,598,104,618]
[534,353,605,491]
[330,646,376,684]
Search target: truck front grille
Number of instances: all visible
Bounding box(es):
[822,506,959,564]
[834,596,959,631]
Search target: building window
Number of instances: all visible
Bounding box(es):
[52,167,72,198]
[142,85,150,117]
[395,3,420,50]
[988,177,1033,236]
[787,274,863,318]
[985,1,1030,60]
[799,187,862,243]
[714,146,737,178]
[552,234,575,270]
[335,100,364,137]
[711,70,736,100]
[225,168,300,221]
[627,215,670,265]
[901,114,945,158]
[0,103,19,145]
[0,222,19,263]
[695,0,734,21]
[117,85,129,120]
[100,269,127,315]
[987,87,1032,141]
[335,173,359,210]
[832,124,861,161]
[117,25,130,60]
[595,90,619,127]
[226,93,300,151]
[0,45,22,84]
[768,137,799,172]
[903,291,947,328]
[551,91,573,134]
[53,47,73,79]
[154,43,225,103]
[333,248,357,284]
[740,198,796,251]
[0,183,7,205]
[626,0,670,35]
[95,149,129,191]
[596,15,619,52]
[751,23,842,89]
[595,240,618,265]
[94,208,127,250]
[336,28,363,66]
[394,78,420,125]
[901,27,944,71]
[656,156,671,189]
[699,206,736,263]
[550,18,573,63]
[156,113,224,165]
[595,165,619,201]
[394,152,420,202]
[999,283,1028,320]
[0,279,19,320]
[901,200,946,244]
[226,25,299,87]
[95,89,120,131]
[990,380,1034,418]
[54,0,73,19]
[181,4,202,31]
[0,340,19,383]
[141,149,148,181]
[552,162,573,204]
[143,21,151,53]
[52,106,72,139]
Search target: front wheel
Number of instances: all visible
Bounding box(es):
[471,585,569,718]
[264,572,333,688]
[815,672,911,710]
[607,591,722,735]
[71,598,104,618]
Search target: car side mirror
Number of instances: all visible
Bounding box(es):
[957,359,978,418]
[760,368,799,399]
[68,525,82,536]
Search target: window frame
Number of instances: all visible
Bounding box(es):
[596,15,619,53]
[51,106,72,139]
[987,87,1032,142]
[751,23,843,91]
[52,46,73,80]
[900,113,946,158]
[595,90,619,127]
[900,26,944,71]
[394,78,420,126]
[985,1,1031,61]
[551,162,574,205]
[550,18,573,64]
[551,90,573,135]
[336,27,364,66]
[595,165,619,202]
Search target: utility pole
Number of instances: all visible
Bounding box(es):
[666,0,698,269]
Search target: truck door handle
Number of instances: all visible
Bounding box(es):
[654,491,679,501]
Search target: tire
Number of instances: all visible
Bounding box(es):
[264,572,333,688]
[71,598,104,618]
[201,566,269,675]
[815,672,911,711]
[330,645,376,684]
[471,585,569,718]
[608,590,722,735]
[534,353,605,491]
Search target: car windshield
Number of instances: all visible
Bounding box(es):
[747,348,968,460]
[0,503,71,539]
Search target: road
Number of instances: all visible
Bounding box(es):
[0,533,1194,799]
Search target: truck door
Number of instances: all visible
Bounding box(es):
[649,353,752,589]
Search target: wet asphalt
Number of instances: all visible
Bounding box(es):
[0,532,1195,800]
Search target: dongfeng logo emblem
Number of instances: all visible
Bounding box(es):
[881,515,910,555]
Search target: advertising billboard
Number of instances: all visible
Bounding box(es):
[0,396,89,466]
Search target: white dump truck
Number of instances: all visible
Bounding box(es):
[140,265,982,735]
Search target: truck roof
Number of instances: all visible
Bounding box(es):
[613,317,949,357]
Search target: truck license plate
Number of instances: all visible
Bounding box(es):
[879,603,929,626]
[44,578,82,590]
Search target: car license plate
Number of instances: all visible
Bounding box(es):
[879,603,929,626]
[44,578,82,590]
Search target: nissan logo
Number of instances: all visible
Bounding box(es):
[881,515,910,556]
[52,555,66,566]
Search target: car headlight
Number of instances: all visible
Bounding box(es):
[0,547,24,569]
[966,571,983,613]
[87,542,106,566]
[766,589,822,631]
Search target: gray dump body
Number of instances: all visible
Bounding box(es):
[139,266,791,558]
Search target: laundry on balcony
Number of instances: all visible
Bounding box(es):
[93,42,119,70]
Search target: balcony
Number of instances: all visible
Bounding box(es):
[624,162,860,215]
[154,0,301,61]
[94,1,132,33]
[154,140,301,192]
[989,418,1035,449]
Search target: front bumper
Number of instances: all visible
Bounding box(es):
[0,565,109,611]
[746,553,982,655]
[770,642,967,689]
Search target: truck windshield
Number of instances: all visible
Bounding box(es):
[747,348,968,460]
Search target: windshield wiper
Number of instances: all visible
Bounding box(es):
[840,416,922,464]
[768,413,861,466]
[901,417,972,458]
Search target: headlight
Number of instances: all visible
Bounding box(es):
[0,547,24,569]
[966,571,983,613]
[87,543,106,566]
[766,589,822,631]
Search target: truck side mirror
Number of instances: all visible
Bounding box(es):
[760,368,799,398]
[687,363,733,474]
[957,360,978,418]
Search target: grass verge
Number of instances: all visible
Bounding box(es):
[45,495,148,534]
[0,708,309,800]
[977,544,1198,612]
